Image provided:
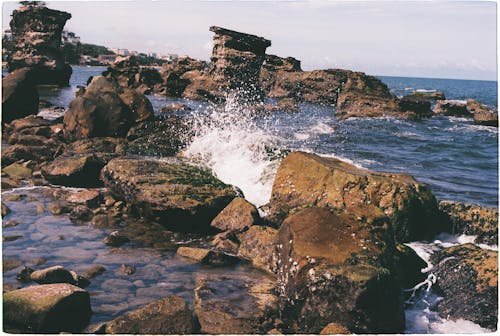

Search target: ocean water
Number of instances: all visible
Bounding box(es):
[3,66,498,332]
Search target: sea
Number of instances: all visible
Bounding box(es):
[3,66,498,333]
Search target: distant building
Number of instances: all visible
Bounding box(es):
[110,48,130,56]
[158,53,178,61]
[98,54,117,65]
[61,30,80,46]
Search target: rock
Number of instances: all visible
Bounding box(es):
[430,244,497,330]
[41,154,109,187]
[105,56,163,93]
[207,26,271,103]
[468,100,499,127]
[210,197,260,233]
[8,5,72,86]
[63,76,135,140]
[102,295,196,334]
[433,100,471,117]
[3,258,22,272]
[103,231,130,247]
[91,213,120,228]
[82,265,106,279]
[237,225,278,274]
[181,70,221,101]
[194,276,278,334]
[404,91,446,101]
[68,205,92,222]
[276,207,404,334]
[3,193,26,202]
[47,202,69,215]
[438,200,498,245]
[3,163,32,179]
[2,68,39,124]
[2,202,11,217]
[263,98,300,113]
[210,231,240,254]
[320,322,351,334]
[16,266,34,283]
[395,244,427,289]
[268,151,449,243]
[101,157,236,230]
[3,219,19,228]
[3,284,21,293]
[125,115,192,157]
[1,143,59,166]
[4,115,52,134]
[3,283,91,333]
[117,264,136,276]
[161,56,207,96]
[30,266,76,285]
[118,87,154,123]
[160,103,192,114]
[176,246,239,266]
[66,189,101,207]
[398,96,432,119]
[263,54,302,72]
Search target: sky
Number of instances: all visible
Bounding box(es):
[2,0,498,80]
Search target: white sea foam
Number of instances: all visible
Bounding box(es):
[294,132,310,140]
[183,95,278,208]
[415,89,437,93]
[310,121,334,134]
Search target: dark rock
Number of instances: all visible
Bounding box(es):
[398,96,432,119]
[30,265,76,285]
[468,99,499,127]
[103,231,130,247]
[82,265,106,279]
[433,100,471,117]
[439,200,498,245]
[194,276,278,334]
[91,213,120,228]
[125,116,192,157]
[268,151,450,243]
[210,197,260,233]
[207,26,271,103]
[237,225,278,274]
[176,246,239,266]
[118,87,154,123]
[105,56,163,93]
[161,56,207,97]
[3,235,23,242]
[102,295,196,334]
[2,202,11,217]
[101,157,236,231]
[1,143,59,166]
[3,283,91,333]
[160,103,192,114]
[8,5,72,86]
[63,76,136,140]
[2,68,39,124]
[276,207,404,334]
[395,244,427,289]
[430,244,497,330]
[210,231,240,254]
[16,266,34,283]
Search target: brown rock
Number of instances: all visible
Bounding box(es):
[118,87,154,123]
[103,295,196,334]
[66,189,101,207]
[433,100,471,117]
[177,246,239,266]
[41,154,107,187]
[468,100,499,127]
[3,283,91,333]
[82,265,106,279]
[30,265,76,285]
[276,207,404,333]
[320,322,351,334]
[103,231,130,247]
[211,197,260,232]
[47,202,69,215]
[237,225,278,274]
[3,258,22,272]
[268,151,449,243]
[439,200,498,245]
[160,103,192,114]
[404,91,446,101]
[2,68,39,124]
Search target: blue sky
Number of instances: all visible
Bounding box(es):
[2,0,497,80]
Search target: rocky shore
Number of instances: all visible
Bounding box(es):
[2,3,498,334]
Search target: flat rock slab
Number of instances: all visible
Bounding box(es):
[3,283,91,333]
[101,157,236,231]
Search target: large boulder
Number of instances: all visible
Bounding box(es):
[276,207,404,333]
[206,26,271,103]
[433,100,471,117]
[104,56,163,93]
[398,95,432,119]
[210,197,260,233]
[237,225,278,274]
[194,275,278,334]
[2,68,39,124]
[3,283,91,333]
[63,76,153,140]
[102,295,197,334]
[438,200,498,245]
[268,152,449,243]
[101,157,237,230]
[160,56,207,96]
[430,244,497,330]
[8,5,72,85]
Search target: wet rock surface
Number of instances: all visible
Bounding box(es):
[268,151,450,243]
[430,244,498,330]
[101,157,236,230]
[439,200,498,245]
[2,68,39,124]
[8,5,72,85]
[3,283,91,333]
[210,197,260,233]
[276,207,404,334]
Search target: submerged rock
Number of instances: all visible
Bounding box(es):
[210,197,260,233]
[160,103,192,114]
[268,151,449,243]
[102,295,196,334]
[2,68,39,124]
[3,283,91,333]
[194,276,278,334]
[176,246,239,266]
[439,200,498,245]
[430,244,497,330]
[101,157,236,231]
[8,5,72,85]
[276,207,404,334]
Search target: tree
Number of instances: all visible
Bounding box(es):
[19,1,46,7]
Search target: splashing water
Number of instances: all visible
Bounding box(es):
[183,94,279,208]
